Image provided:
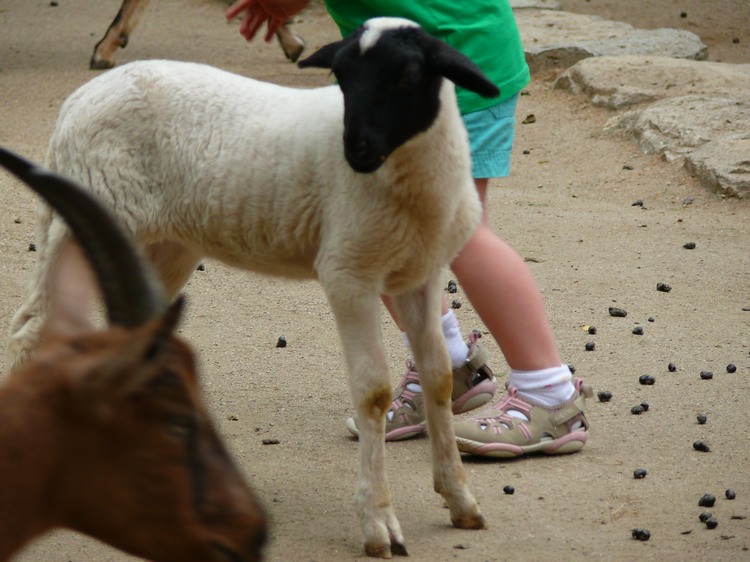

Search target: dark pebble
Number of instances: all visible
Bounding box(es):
[503,485,515,495]
[567,364,576,374]
[275,336,287,348]
[640,401,649,412]
[588,325,597,335]
[706,516,719,529]
[196,263,205,271]
[680,11,687,17]
[631,405,645,415]
[585,341,596,351]
[656,282,672,293]
[447,280,457,294]
[28,243,36,252]
[597,390,613,402]
[639,374,655,385]
[733,37,740,44]
[683,242,696,249]
[727,363,737,373]
[632,199,644,207]
[700,370,714,380]
[633,468,648,479]
[632,326,644,335]
[726,489,737,500]
[609,307,628,317]
[699,512,713,523]
[451,299,462,309]
[697,413,707,424]
[647,317,655,322]
[699,493,716,507]
[693,441,711,453]
[668,362,677,372]
[262,439,280,445]
[631,528,651,541]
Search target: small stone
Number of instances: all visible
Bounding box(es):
[683,242,696,249]
[693,441,711,453]
[585,341,596,351]
[632,326,644,335]
[656,282,672,293]
[699,512,712,523]
[680,11,688,17]
[639,374,655,385]
[697,413,708,424]
[647,317,655,322]
[503,485,515,495]
[262,439,280,445]
[699,493,716,507]
[597,390,613,402]
[522,114,536,124]
[623,164,634,170]
[700,370,714,380]
[196,263,205,271]
[668,363,677,372]
[28,243,36,252]
[609,307,628,317]
[631,405,645,415]
[726,363,737,373]
[587,325,597,335]
[640,401,649,412]
[725,489,737,500]
[447,280,457,293]
[522,149,531,155]
[451,299,462,309]
[567,364,576,374]
[705,516,718,529]
[276,336,287,348]
[733,37,740,44]
[632,199,644,207]
[631,528,651,541]
[633,468,648,479]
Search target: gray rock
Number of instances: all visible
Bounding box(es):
[554,56,750,110]
[516,10,707,73]
[685,136,750,198]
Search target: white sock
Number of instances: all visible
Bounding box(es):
[509,365,575,412]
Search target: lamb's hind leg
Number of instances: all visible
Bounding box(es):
[392,275,487,531]
[323,278,406,558]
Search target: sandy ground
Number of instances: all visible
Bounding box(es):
[1,1,750,560]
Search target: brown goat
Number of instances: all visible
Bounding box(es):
[90,0,305,69]
[0,146,267,562]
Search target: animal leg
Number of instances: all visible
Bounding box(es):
[143,241,202,298]
[324,279,406,558]
[90,0,150,70]
[392,275,487,531]
[275,19,305,62]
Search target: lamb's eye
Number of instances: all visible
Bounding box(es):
[398,63,420,91]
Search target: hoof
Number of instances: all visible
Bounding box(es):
[364,540,408,558]
[451,512,487,530]
[90,56,115,70]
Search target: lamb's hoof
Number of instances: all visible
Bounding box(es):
[90,56,115,70]
[451,512,488,530]
[364,540,408,558]
[283,39,305,62]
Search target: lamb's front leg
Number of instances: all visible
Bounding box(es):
[325,285,407,558]
[392,278,487,531]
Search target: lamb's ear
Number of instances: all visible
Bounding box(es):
[298,38,347,69]
[422,35,500,99]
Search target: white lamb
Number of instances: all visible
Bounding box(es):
[9,17,500,558]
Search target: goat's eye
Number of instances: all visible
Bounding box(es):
[167,414,195,439]
[398,63,420,92]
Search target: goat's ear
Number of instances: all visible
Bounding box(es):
[44,238,99,340]
[422,36,500,99]
[298,39,347,69]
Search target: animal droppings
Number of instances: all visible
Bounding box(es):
[609,307,628,317]
[262,439,281,445]
[683,242,696,249]
[567,364,576,374]
[585,342,595,351]
[451,299,462,309]
[647,317,655,322]
[640,401,649,412]
[693,441,711,453]
[726,363,737,373]
[699,512,713,523]
[631,528,650,541]
[276,336,287,348]
[588,325,597,335]
[696,413,707,424]
[447,280,457,294]
[668,363,677,372]
[639,374,655,385]
[632,326,644,335]
[705,517,718,529]
[698,493,716,507]
[700,370,713,380]
[656,282,672,293]
[633,468,648,479]
[632,199,644,207]
[28,243,36,252]
[503,485,515,495]
[631,405,645,415]
[725,489,737,500]
[597,390,613,402]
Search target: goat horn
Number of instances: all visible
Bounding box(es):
[0,146,166,327]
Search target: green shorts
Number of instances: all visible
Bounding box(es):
[463,94,518,179]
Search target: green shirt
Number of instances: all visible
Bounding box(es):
[323,0,530,113]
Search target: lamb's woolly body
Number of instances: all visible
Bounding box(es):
[46,59,479,291]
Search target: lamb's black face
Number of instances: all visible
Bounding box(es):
[332,28,442,173]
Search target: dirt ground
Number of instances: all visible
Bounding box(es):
[1,1,749,561]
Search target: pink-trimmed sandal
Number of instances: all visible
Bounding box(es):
[454,378,592,458]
